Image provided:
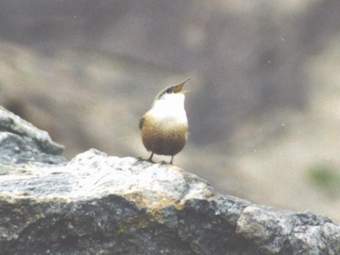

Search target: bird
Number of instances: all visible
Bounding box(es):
[139,79,190,164]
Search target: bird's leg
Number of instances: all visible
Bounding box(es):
[148,152,154,162]
[169,155,174,164]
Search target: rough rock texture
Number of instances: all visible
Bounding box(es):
[0,108,339,255]
[0,106,64,165]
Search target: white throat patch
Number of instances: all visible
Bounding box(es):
[149,93,187,124]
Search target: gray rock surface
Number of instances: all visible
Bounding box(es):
[0,106,64,165]
[0,108,339,255]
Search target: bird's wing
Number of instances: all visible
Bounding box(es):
[139,116,145,130]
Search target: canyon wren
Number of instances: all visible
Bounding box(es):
[139,79,190,164]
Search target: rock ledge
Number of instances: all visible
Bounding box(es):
[0,107,339,255]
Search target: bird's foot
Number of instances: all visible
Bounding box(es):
[137,156,154,163]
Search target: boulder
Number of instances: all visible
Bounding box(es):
[0,107,339,254]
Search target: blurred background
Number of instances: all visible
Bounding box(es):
[1,0,340,222]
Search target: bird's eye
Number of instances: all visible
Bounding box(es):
[166,88,173,93]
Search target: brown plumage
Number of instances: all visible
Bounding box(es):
[140,115,188,156]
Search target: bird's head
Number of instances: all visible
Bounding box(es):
[156,78,190,101]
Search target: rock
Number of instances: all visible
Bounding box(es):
[0,106,64,164]
[0,108,339,255]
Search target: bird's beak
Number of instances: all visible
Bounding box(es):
[173,78,191,93]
